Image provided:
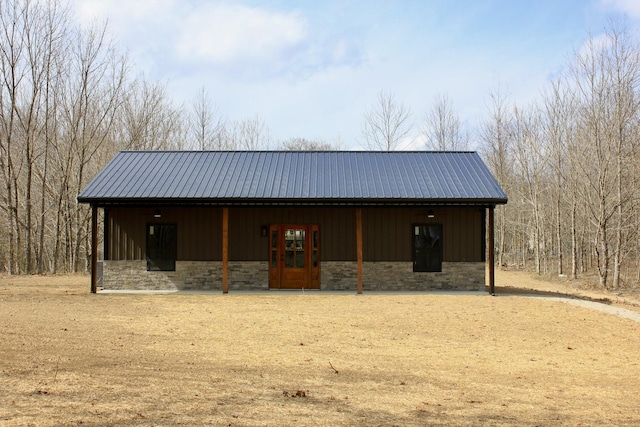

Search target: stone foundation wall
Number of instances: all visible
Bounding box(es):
[321,261,358,291]
[102,260,268,291]
[102,261,223,290]
[363,262,485,291]
[228,261,269,290]
[101,260,485,291]
[322,261,485,291]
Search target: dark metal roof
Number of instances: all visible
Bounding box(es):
[77,151,508,206]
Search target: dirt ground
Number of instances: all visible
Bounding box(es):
[1,271,640,426]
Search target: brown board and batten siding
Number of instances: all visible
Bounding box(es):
[105,205,482,263]
[106,207,221,261]
[362,207,483,262]
[228,207,357,261]
[105,206,358,262]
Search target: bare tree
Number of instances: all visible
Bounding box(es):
[230,114,270,150]
[543,76,579,278]
[512,104,547,274]
[478,87,514,268]
[0,0,71,273]
[569,23,640,289]
[361,90,412,151]
[422,93,468,150]
[0,0,194,275]
[0,0,27,274]
[278,137,336,150]
[188,87,229,150]
[486,21,640,289]
[62,22,128,272]
[607,24,640,289]
[119,79,185,151]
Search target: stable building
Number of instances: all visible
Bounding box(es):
[77,151,507,293]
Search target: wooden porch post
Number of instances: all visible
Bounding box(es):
[222,207,229,293]
[356,208,363,294]
[488,206,495,296]
[90,205,98,294]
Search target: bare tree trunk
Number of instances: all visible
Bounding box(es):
[596,196,610,289]
[571,199,578,279]
[612,151,623,290]
[556,195,563,275]
[498,208,506,268]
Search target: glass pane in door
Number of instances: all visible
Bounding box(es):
[271,228,278,268]
[284,228,305,268]
[312,229,318,267]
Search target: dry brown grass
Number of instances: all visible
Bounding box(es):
[1,272,640,426]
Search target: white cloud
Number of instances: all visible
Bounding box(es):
[74,0,106,22]
[74,0,175,29]
[599,0,640,18]
[73,0,363,82]
[175,3,307,66]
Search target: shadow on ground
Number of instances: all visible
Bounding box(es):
[489,285,614,305]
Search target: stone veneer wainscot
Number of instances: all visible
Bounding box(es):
[101,260,484,291]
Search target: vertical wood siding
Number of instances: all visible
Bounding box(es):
[106,206,483,263]
[106,207,221,261]
[228,207,357,261]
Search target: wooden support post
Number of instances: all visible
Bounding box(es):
[222,207,229,294]
[356,208,363,294]
[488,206,495,296]
[103,208,110,262]
[90,205,98,294]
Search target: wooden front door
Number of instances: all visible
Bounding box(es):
[269,224,320,289]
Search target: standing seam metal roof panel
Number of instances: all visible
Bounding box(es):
[463,154,488,198]
[169,152,194,198]
[432,155,452,198]
[139,153,172,197]
[353,154,368,198]
[142,152,169,197]
[393,155,410,198]
[89,153,124,198]
[441,155,461,198]
[182,152,204,197]
[184,151,209,198]
[110,153,142,198]
[77,151,508,204]
[221,152,240,198]
[409,155,427,198]
[161,153,187,198]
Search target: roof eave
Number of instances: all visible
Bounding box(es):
[77,196,508,207]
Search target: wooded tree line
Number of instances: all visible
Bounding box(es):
[1,0,639,290]
[481,24,640,290]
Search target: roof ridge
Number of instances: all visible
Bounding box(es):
[117,150,479,154]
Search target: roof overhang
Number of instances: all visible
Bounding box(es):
[80,197,507,208]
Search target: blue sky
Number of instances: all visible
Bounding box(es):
[73,0,640,149]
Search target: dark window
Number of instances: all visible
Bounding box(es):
[147,224,177,271]
[413,224,442,272]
